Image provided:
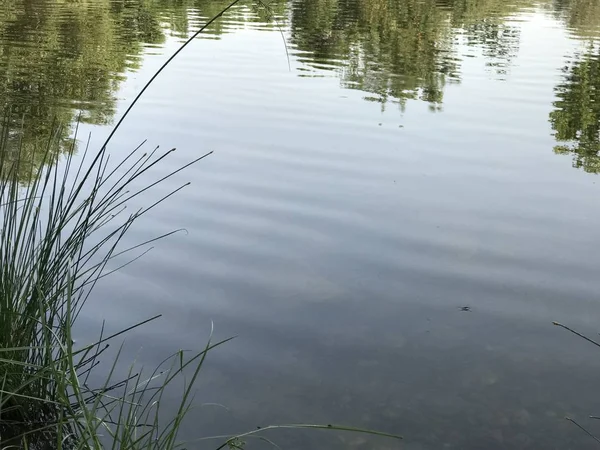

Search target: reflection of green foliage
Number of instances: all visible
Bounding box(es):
[148,0,287,39]
[290,0,456,112]
[4,0,599,181]
[550,45,600,173]
[445,0,533,77]
[0,112,76,182]
[0,0,291,181]
[459,23,522,77]
[0,0,169,180]
[550,0,600,172]
[447,0,531,24]
[552,0,600,38]
[290,0,533,112]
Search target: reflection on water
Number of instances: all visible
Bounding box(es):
[552,0,600,37]
[3,0,600,448]
[548,0,600,172]
[290,0,460,111]
[0,0,280,178]
[1,0,600,171]
[551,44,600,172]
[0,0,165,177]
[290,0,531,110]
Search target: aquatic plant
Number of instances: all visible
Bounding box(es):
[0,1,401,448]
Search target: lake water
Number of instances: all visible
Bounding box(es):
[2,0,600,448]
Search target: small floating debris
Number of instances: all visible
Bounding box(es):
[458,306,471,312]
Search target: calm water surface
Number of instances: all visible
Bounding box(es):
[2,0,600,448]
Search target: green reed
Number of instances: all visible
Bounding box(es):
[0,0,243,441]
[0,122,400,450]
[0,113,214,446]
[0,1,402,448]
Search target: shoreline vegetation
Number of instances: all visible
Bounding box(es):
[0,1,401,448]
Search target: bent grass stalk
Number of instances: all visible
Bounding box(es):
[554,321,600,445]
[0,119,212,447]
[0,1,401,449]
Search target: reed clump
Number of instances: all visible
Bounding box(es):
[0,2,401,449]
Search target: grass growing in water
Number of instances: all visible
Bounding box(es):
[0,115,217,447]
[0,1,401,449]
